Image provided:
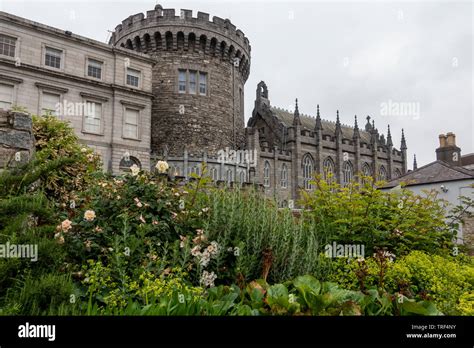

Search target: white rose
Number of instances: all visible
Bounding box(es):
[155,160,169,174]
[130,164,140,176]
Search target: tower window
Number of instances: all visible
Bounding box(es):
[189,71,197,94]
[177,69,208,96]
[199,72,207,95]
[178,69,186,93]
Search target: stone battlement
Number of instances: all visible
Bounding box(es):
[110,4,250,56]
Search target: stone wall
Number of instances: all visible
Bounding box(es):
[463,216,474,255]
[0,110,34,169]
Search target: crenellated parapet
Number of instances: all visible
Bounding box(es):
[109,4,251,81]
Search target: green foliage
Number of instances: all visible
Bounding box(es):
[387,251,474,315]
[32,115,101,202]
[0,115,471,317]
[326,251,474,315]
[300,175,456,256]
[192,184,332,283]
[3,272,76,315]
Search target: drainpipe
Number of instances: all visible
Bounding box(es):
[110,48,117,173]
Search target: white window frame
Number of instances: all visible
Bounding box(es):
[0,83,14,110]
[40,91,61,116]
[44,46,63,70]
[86,58,104,80]
[82,100,103,135]
[0,34,17,58]
[123,107,140,140]
[126,68,141,88]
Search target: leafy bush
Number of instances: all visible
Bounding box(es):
[83,274,442,316]
[326,251,474,315]
[300,175,456,256]
[387,251,474,315]
[32,115,101,202]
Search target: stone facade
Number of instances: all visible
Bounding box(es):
[247,81,407,204]
[0,6,407,203]
[0,110,34,169]
[0,11,154,173]
[109,5,251,157]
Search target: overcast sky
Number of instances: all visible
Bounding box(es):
[1,0,472,168]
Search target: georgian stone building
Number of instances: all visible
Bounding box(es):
[0,11,154,173]
[0,5,408,204]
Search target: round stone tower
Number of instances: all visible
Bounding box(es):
[109,5,251,157]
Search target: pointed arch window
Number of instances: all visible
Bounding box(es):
[239,170,246,184]
[226,168,234,184]
[263,161,271,187]
[302,154,314,190]
[342,161,354,187]
[187,165,201,177]
[377,165,387,181]
[394,168,402,178]
[210,167,218,181]
[323,157,335,184]
[280,163,288,189]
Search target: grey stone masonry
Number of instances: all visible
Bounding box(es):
[109,4,251,158]
[247,81,408,205]
[0,110,34,168]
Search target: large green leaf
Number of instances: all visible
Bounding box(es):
[266,284,290,312]
[400,299,443,316]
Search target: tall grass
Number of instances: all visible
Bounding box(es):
[196,187,334,283]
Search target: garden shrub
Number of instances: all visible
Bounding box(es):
[326,251,474,315]
[300,175,456,257]
[32,114,101,203]
[4,272,76,315]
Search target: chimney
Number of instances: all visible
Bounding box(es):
[438,134,447,147]
[436,132,461,165]
[446,132,456,146]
